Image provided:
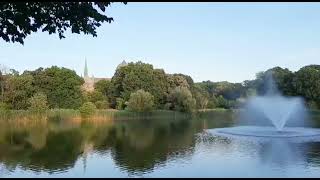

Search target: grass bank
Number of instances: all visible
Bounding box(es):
[0,109,191,122]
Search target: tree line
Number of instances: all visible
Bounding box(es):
[0,62,319,113]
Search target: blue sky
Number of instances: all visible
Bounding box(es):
[1,2,320,83]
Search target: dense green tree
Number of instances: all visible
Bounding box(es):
[0,66,19,102]
[253,67,294,96]
[294,65,320,108]
[0,102,9,113]
[95,100,109,109]
[1,61,320,111]
[207,96,217,109]
[211,81,245,100]
[215,95,231,109]
[151,69,170,108]
[167,86,196,113]
[173,73,194,87]
[195,81,245,109]
[0,70,5,101]
[205,95,228,109]
[193,85,209,109]
[0,2,127,44]
[94,79,111,97]
[166,74,190,90]
[86,90,106,104]
[270,67,294,95]
[195,80,216,97]
[28,92,48,113]
[110,62,170,109]
[84,90,109,109]
[116,97,125,110]
[127,89,154,112]
[25,66,84,109]
[79,102,97,117]
[4,74,34,109]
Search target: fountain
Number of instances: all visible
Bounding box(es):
[208,71,320,142]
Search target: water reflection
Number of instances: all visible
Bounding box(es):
[0,111,320,177]
[0,113,205,176]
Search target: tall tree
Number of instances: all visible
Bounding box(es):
[167,86,196,113]
[110,61,170,108]
[0,71,4,102]
[25,66,84,109]
[254,67,294,96]
[0,64,10,102]
[4,74,34,109]
[127,89,154,112]
[94,79,111,97]
[294,65,320,108]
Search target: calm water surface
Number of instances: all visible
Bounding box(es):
[1,111,320,178]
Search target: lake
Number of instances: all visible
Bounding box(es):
[1,110,320,178]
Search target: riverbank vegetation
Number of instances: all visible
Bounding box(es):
[0,62,319,115]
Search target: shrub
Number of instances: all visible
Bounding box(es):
[208,95,231,109]
[95,100,109,109]
[168,86,196,113]
[87,90,106,103]
[28,92,49,113]
[116,98,125,110]
[127,89,154,112]
[308,101,319,110]
[0,102,10,116]
[0,102,9,111]
[79,102,97,117]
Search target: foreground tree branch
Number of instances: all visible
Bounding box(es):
[0,2,126,44]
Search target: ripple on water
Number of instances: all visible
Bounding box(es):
[207,126,320,143]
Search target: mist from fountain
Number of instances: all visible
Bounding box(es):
[241,72,308,131]
[208,70,319,140]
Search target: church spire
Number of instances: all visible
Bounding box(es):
[84,58,88,78]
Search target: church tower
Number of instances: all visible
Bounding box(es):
[84,58,88,78]
[82,58,95,92]
[116,60,128,70]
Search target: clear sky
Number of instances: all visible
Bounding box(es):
[1,2,320,83]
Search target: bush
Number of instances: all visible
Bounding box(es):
[215,95,229,109]
[116,98,125,110]
[0,102,10,116]
[95,100,109,109]
[28,92,49,113]
[87,90,106,103]
[207,95,232,109]
[308,101,319,110]
[167,86,196,113]
[127,89,154,112]
[0,102,9,111]
[79,102,97,117]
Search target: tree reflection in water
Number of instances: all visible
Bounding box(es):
[1,110,320,177]
[0,112,205,175]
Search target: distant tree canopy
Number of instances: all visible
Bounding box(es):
[94,79,111,97]
[195,81,246,109]
[242,65,320,109]
[3,74,34,109]
[245,67,294,96]
[0,2,127,44]
[23,66,84,109]
[294,65,320,108]
[109,62,169,109]
[0,62,320,111]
